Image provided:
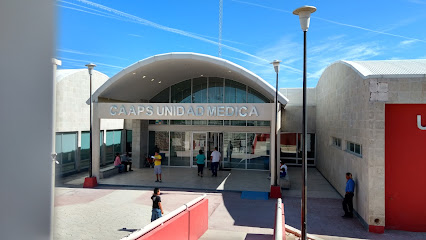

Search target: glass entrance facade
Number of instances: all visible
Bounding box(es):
[149,77,271,127]
[145,76,314,169]
[148,131,271,170]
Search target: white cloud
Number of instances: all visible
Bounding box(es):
[400,39,418,46]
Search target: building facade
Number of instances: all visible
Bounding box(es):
[310,60,426,232]
[55,69,130,175]
[58,54,426,233]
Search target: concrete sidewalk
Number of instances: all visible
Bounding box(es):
[54,187,283,240]
[55,167,426,240]
[61,167,271,192]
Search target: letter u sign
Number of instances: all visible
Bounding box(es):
[418,115,426,130]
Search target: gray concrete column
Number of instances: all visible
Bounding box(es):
[92,103,101,179]
[101,128,106,166]
[140,120,149,167]
[131,120,141,168]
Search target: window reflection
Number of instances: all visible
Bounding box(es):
[208,77,223,103]
[171,79,191,103]
[192,77,207,103]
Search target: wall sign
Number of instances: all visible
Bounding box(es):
[418,115,426,130]
[96,103,275,120]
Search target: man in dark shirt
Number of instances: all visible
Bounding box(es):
[151,188,164,222]
[342,172,355,218]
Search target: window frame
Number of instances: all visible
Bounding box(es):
[346,141,362,157]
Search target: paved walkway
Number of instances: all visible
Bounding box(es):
[54,187,283,240]
[55,167,426,240]
[62,167,271,192]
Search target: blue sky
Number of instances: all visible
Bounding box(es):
[57,0,426,88]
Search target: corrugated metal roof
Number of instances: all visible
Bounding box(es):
[340,59,426,79]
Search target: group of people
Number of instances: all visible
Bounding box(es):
[195,147,221,177]
[113,152,133,173]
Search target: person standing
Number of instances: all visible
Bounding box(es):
[196,149,206,177]
[151,188,164,222]
[210,147,221,177]
[114,153,124,173]
[280,161,288,178]
[153,151,162,182]
[342,172,355,218]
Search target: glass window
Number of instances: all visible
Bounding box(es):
[170,132,191,166]
[171,79,191,103]
[247,120,271,126]
[149,120,169,125]
[223,133,247,169]
[208,120,223,125]
[297,133,316,159]
[193,120,207,125]
[55,132,77,174]
[80,132,90,169]
[332,137,341,148]
[346,141,362,157]
[280,133,297,158]
[247,87,270,103]
[224,120,246,126]
[150,87,169,103]
[126,130,132,153]
[149,131,170,166]
[225,79,246,103]
[247,133,270,170]
[208,77,223,103]
[171,120,192,125]
[192,77,207,103]
[106,130,122,164]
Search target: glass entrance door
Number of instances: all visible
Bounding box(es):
[192,132,207,167]
[207,132,223,169]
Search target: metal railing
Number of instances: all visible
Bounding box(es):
[122,194,207,240]
[275,198,283,240]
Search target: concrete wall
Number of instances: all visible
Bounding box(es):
[316,63,373,227]
[56,69,124,132]
[280,88,316,133]
[0,0,55,238]
[315,61,426,229]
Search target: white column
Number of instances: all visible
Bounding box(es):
[51,58,61,240]
[76,131,82,171]
[92,102,101,179]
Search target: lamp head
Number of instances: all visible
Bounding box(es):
[270,60,281,73]
[293,6,316,32]
[85,63,96,75]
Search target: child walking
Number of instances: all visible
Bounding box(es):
[151,188,164,222]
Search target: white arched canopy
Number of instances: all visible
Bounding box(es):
[93,52,288,105]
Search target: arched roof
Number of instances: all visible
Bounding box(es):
[339,59,426,79]
[92,52,288,105]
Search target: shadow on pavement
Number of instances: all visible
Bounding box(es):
[244,233,273,240]
[221,191,275,229]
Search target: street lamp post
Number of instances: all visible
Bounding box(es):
[85,63,96,178]
[271,60,281,187]
[293,5,316,240]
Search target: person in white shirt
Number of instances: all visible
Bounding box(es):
[210,147,221,177]
[280,161,287,178]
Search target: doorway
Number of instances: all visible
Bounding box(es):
[192,132,207,167]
